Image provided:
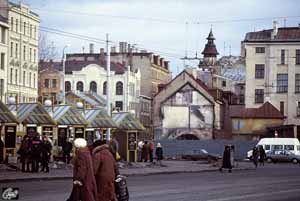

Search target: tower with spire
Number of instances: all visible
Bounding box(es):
[199,28,219,68]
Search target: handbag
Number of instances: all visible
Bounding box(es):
[66,184,82,201]
[115,175,129,201]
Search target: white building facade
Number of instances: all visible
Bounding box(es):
[7,2,40,103]
[64,63,141,114]
[0,17,8,102]
[243,22,300,127]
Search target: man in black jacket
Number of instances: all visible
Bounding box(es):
[41,136,52,172]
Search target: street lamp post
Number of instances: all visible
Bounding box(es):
[62,45,70,104]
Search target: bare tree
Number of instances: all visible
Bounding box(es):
[39,33,58,62]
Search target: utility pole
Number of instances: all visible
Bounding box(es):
[106,33,111,142]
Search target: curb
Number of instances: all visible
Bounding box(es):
[0,167,255,183]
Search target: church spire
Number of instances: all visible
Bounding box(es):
[201,28,219,57]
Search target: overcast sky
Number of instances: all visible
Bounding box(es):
[15,0,300,75]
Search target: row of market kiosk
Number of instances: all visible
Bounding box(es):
[0,101,145,163]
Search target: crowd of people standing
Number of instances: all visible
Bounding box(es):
[138,140,164,165]
[18,133,52,173]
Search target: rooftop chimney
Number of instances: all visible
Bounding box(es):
[89,43,94,54]
[100,48,105,66]
[272,21,278,39]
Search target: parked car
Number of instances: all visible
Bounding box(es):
[182,149,221,162]
[247,138,300,159]
[266,150,300,164]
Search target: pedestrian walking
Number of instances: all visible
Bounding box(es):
[252,147,259,168]
[63,140,73,164]
[259,146,266,166]
[31,134,42,173]
[18,135,30,172]
[92,140,119,201]
[109,136,119,161]
[149,141,154,163]
[155,143,163,166]
[142,141,149,162]
[230,145,235,168]
[40,136,52,173]
[219,145,232,173]
[137,140,144,162]
[67,138,97,201]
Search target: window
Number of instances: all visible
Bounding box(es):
[10,17,13,31]
[281,49,285,64]
[277,74,288,93]
[280,101,284,115]
[240,85,244,90]
[23,71,25,86]
[10,42,13,57]
[23,45,26,60]
[255,64,264,79]
[115,101,123,111]
[52,79,57,88]
[33,49,36,63]
[29,72,31,87]
[222,81,226,87]
[33,74,36,88]
[34,26,37,39]
[264,145,270,151]
[29,48,32,62]
[256,47,265,53]
[255,89,264,103]
[296,49,300,65]
[297,146,300,151]
[273,145,283,150]
[30,24,32,37]
[45,79,49,88]
[16,19,18,32]
[76,81,84,92]
[15,43,18,58]
[0,53,4,70]
[116,81,123,95]
[65,81,71,92]
[10,68,12,83]
[90,81,97,93]
[1,27,5,44]
[103,82,107,95]
[15,69,18,84]
[0,79,3,96]
[295,74,300,93]
[284,145,294,151]
[23,22,26,35]
[239,94,245,104]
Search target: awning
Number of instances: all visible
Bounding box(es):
[85,108,117,128]
[45,105,87,126]
[0,100,18,124]
[112,112,145,131]
[8,103,56,125]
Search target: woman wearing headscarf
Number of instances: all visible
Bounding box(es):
[219,145,232,173]
[67,138,97,201]
[155,143,164,166]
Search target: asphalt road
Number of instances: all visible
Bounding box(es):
[1,163,300,201]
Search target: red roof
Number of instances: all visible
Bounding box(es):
[244,27,300,42]
[230,102,284,119]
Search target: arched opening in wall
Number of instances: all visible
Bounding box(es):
[90,81,97,93]
[103,81,107,95]
[65,81,71,92]
[176,134,199,140]
[116,81,123,95]
[76,81,84,92]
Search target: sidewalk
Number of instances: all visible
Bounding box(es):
[0,160,255,183]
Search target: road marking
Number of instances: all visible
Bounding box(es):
[206,188,300,201]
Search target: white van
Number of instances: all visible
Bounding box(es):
[247,138,300,158]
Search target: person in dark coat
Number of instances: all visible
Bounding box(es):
[259,146,266,166]
[142,141,149,162]
[18,135,30,172]
[92,140,119,201]
[31,134,42,173]
[40,136,52,172]
[67,138,97,201]
[63,140,73,164]
[155,143,163,166]
[149,141,154,163]
[219,145,232,173]
[252,147,259,168]
[109,136,119,161]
